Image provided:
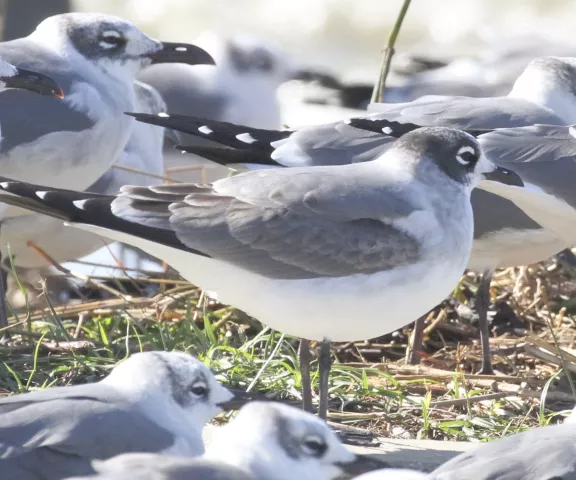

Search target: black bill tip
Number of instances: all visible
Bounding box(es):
[337,453,390,477]
[217,389,270,411]
[3,67,64,98]
[483,166,524,187]
[146,42,216,66]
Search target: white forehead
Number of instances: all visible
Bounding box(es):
[110,351,205,377]
[234,402,335,437]
[32,12,138,44]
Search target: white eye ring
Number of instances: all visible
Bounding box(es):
[102,30,122,39]
[99,30,124,49]
[455,146,476,165]
[302,434,327,457]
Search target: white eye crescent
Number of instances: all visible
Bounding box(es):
[99,30,125,49]
[302,435,328,457]
[189,382,208,397]
[455,145,477,166]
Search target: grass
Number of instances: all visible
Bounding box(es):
[1,252,576,445]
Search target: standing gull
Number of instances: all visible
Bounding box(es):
[0,351,236,480]
[0,12,214,326]
[130,112,537,374]
[0,80,166,275]
[0,128,522,418]
[132,56,576,373]
[67,401,375,480]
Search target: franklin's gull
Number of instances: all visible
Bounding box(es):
[67,401,375,480]
[129,112,540,374]
[0,12,214,327]
[0,351,235,480]
[0,127,522,418]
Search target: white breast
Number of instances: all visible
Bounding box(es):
[469,228,566,271]
[74,222,472,343]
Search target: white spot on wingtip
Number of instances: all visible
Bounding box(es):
[36,191,49,200]
[569,126,576,139]
[382,126,393,135]
[236,133,257,144]
[73,199,89,210]
[198,125,213,135]
[158,112,169,118]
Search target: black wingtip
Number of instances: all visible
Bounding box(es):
[125,112,165,122]
[174,144,283,168]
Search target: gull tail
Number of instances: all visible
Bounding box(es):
[0,177,205,257]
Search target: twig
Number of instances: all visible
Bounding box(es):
[424,309,447,335]
[111,164,183,184]
[518,387,576,403]
[370,0,412,103]
[428,392,512,408]
[166,164,216,174]
[528,336,576,364]
[523,345,576,374]
[26,241,128,299]
[538,285,576,399]
[340,362,545,385]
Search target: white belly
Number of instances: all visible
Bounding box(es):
[75,224,470,342]
[468,228,567,271]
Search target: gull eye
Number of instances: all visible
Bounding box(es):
[252,50,274,71]
[189,382,208,397]
[302,435,328,457]
[99,30,126,50]
[455,146,478,166]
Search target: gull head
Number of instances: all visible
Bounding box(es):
[510,56,576,123]
[30,13,214,82]
[385,127,523,191]
[205,401,366,480]
[102,351,234,429]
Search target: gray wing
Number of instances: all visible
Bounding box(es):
[368,96,565,129]
[0,384,175,460]
[0,89,94,153]
[0,37,94,152]
[471,189,542,240]
[0,166,423,280]
[431,423,576,480]
[138,63,228,146]
[479,124,576,210]
[270,121,395,167]
[131,113,397,168]
[113,163,422,279]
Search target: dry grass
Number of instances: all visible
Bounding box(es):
[1,251,575,446]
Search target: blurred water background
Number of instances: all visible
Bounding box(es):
[73,0,576,83]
